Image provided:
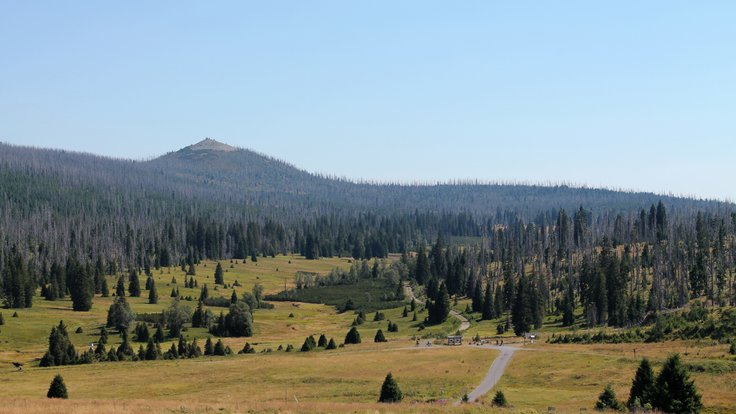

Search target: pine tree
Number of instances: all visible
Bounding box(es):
[482,283,494,320]
[101,278,109,297]
[595,384,623,411]
[214,339,226,356]
[628,358,655,409]
[99,326,108,344]
[230,290,238,304]
[154,324,165,343]
[115,276,125,297]
[106,296,135,331]
[472,278,484,313]
[318,334,328,347]
[374,329,387,342]
[511,275,533,336]
[428,282,450,324]
[326,338,337,349]
[67,258,94,311]
[200,284,209,301]
[214,263,224,285]
[134,323,150,342]
[128,269,141,297]
[204,337,214,355]
[148,280,158,304]
[47,374,68,399]
[653,354,702,414]
[378,372,403,403]
[345,326,361,344]
[145,338,158,360]
[301,335,317,352]
[492,390,507,407]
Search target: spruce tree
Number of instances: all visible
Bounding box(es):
[595,384,623,411]
[128,269,141,297]
[428,282,450,325]
[374,329,387,342]
[115,277,125,297]
[492,390,507,407]
[106,296,135,331]
[154,324,165,343]
[230,290,238,304]
[101,278,110,297]
[67,258,93,311]
[148,280,158,304]
[628,358,655,409]
[653,354,702,414]
[482,283,494,320]
[144,338,158,360]
[345,326,361,344]
[318,334,328,347]
[326,338,337,349]
[214,339,226,356]
[47,374,68,399]
[472,278,484,313]
[204,337,214,355]
[214,263,224,285]
[511,275,533,336]
[378,372,403,403]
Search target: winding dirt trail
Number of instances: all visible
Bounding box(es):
[403,282,470,332]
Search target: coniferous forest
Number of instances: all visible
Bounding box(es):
[1,140,734,325]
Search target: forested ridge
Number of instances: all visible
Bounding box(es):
[1,139,734,329]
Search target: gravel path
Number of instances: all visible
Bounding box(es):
[454,344,520,405]
[403,282,516,404]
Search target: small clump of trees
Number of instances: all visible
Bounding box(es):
[596,355,702,413]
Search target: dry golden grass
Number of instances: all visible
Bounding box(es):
[0,345,499,413]
[485,341,736,414]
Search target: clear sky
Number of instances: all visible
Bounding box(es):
[1,1,734,201]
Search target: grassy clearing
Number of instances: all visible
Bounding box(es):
[483,341,736,413]
[0,345,496,411]
[0,256,352,364]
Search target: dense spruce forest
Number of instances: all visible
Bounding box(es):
[1,139,735,336]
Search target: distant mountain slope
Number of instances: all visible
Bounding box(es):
[0,139,732,221]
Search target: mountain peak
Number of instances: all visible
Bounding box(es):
[186,138,237,153]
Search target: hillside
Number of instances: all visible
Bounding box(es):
[5,139,728,216]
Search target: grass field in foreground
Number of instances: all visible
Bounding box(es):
[0,345,497,412]
[486,341,736,414]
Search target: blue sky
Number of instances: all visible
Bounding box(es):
[1,1,734,201]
